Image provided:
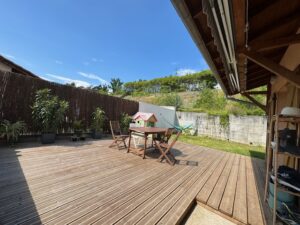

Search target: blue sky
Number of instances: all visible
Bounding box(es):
[0,0,208,87]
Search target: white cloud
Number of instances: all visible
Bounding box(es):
[55,60,63,65]
[83,58,104,66]
[39,76,53,82]
[78,72,109,85]
[91,58,104,63]
[1,53,15,60]
[46,73,91,87]
[176,68,197,76]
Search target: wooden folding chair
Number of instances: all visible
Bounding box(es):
[152,128,174,148]
[154,130,181,165]
[109,121,129,150]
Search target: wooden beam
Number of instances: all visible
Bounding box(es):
[226,97,257,107]
[240,49,300,88]
[241,93,267,112]
[247,73,271,82]
[250,11,300,41]
[250,34,300,52]
[249,0,299,35]
[244,91,268,95]
[247,79,270,90]
[232,0,246,91]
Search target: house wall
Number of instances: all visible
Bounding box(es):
[0,62,12,72]
[138,102,176,128]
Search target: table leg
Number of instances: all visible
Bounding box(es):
[143,133,147,159]
[127,130,132,153]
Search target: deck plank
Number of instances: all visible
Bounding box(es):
[233,156,248,224]
[245,157,264,225]
[197,153,231,203]
[206,153,236,210]
[156,152,226,225]
[219,154,240,216]
[137,152,227,225]
[0,139,267,225]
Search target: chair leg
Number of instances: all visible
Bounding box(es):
[155,143,173,165]
[164,153,174,165]
[163,147,176,165]
[109,139,117,148]
[123,138,127,148]
[116,140,121,150]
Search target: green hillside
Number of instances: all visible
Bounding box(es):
[91,70,266,117]
[125,89,266,116]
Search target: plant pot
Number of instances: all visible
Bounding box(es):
[74,130,83,136]
[92,130,102,139]
[41,133,55,144]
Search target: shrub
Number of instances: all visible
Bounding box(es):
[194,88,226,110]
[155,93,183,110]
[120,113,132,132]
[0,120,26,144]
[91,107,105,132]
[32,89,69,133]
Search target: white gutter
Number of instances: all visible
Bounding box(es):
[223,0,240,91]
[211,0,240,91]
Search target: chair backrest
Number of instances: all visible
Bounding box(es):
[162,128,174,143]
[167,130,181,149]
[110,121,122,139]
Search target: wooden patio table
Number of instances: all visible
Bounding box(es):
[127,127,168,159]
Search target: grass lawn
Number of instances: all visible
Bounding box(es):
[178,135,265,159]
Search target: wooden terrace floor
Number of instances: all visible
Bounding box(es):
[0,139,270,225]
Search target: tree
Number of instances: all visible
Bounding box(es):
[110,78,123,94]
[66,82,76,87]
[123,70,217,94]
[92,84,109,94]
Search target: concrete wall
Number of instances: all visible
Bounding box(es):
[137,103,267,145]
[138,102,176,128]
[177,111,267,146]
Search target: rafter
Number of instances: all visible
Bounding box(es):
[244,91,268,95]
[250,33,300,51]
[250,11,300,41]
[232,0,246,91]
[240,49,300,88]
[241,93,267,112]
[249,0,299,34]
[226,97,257,107]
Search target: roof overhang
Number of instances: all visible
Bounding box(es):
[172,0,300,96]
[171,0,229,95]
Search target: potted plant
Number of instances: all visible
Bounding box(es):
[120,113,132,134]
[72,120,86,141]
[0,120,26,145]
[91,107,105,139]
[32,89,69,144]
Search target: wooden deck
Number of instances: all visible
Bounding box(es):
[0,139,269,225]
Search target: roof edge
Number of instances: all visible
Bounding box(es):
[171,0,229,95]
[0,55,38,78]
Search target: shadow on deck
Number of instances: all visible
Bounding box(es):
[0,145,41,224]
